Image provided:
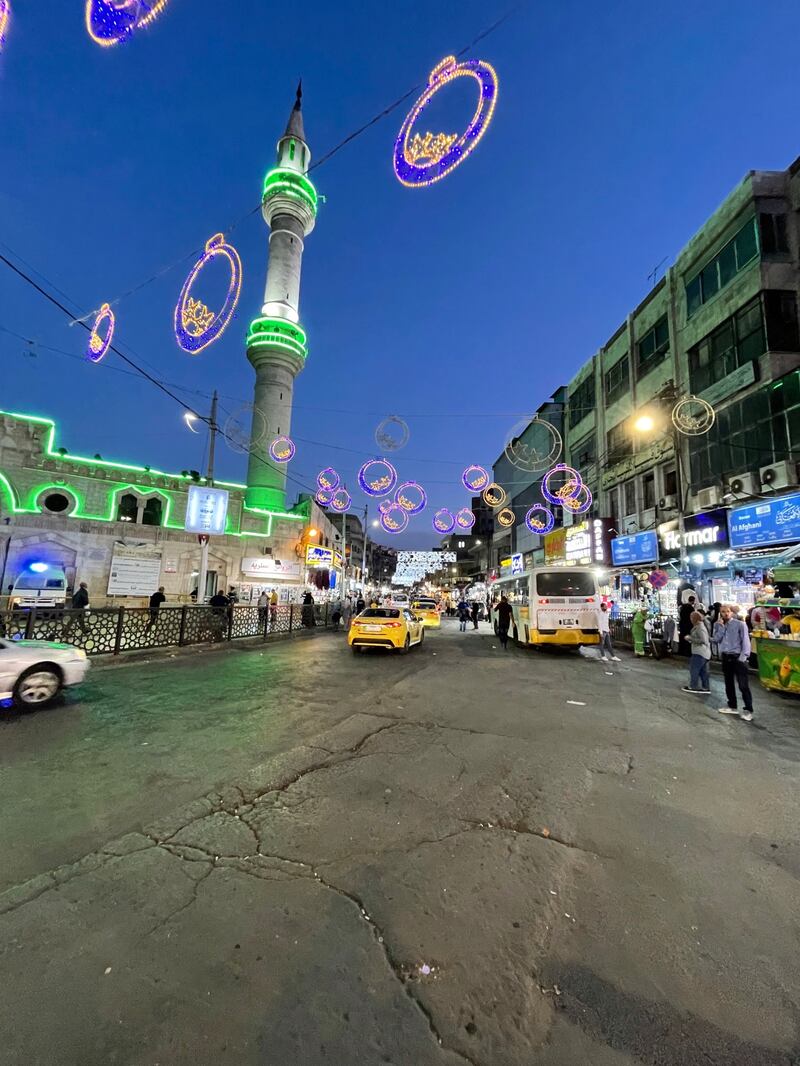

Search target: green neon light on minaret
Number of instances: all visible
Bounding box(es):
[262,167,319,216]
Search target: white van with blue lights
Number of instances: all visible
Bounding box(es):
[10,563,68,609]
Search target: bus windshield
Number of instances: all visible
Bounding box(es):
[536,571,595,598]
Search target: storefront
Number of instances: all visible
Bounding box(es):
[238,555,304,603]
[720,490,800,610]
[542,519,613,568]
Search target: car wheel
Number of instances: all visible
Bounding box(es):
[13,664,63,709]
[400,635,410,655]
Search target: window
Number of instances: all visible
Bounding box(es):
[688,295,767,394]
[41,492,71,514]
[663,467,678,497]
[142,498,163,527]
[117,493,138,523]
[624,479,636,515]
[604,355,629,403]
[642,472,655,510]
[608,421,633,464]
[684,217,759,317]
[572,434,597,471]
[636,316,669,378]
[689,371,800,488]
[569,375,595,427]
[759,213,789,255]
[765,291,800,352]
[536,571,596,597]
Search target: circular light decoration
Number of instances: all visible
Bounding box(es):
[375,415,410,452]
[223,403,268,454]
[380,503,410,535]
[525,505,556,535]
[316,467,340,492]
[315,488,333,507]
[86,303,115,363]
[329,488,352,513]
[672,396,716,437]
[560,484,593,515]
[0,1,10,53]
[496,507,515,528]
[541,464,583,506]
[378,498,394,515]
[432,508,455,535]
[394,55,499,188]
[394,481,427,516]
[482,482,507,509]
[268,436,295,463]
[504,416,563,473]
[85,0,169,47]
[462,464,489,493]
[455,508,476,530]
[174,233,242,355]
[357,458,397,497]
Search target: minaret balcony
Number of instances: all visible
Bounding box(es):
[246,316,308,363]
[262,168,318,233]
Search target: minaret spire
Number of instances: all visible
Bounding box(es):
[284,79,306,143]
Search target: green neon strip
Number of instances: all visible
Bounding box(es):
[262,168,318,214]
[26,483,83,517]
[246,317,308,360]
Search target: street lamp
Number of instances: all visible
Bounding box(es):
[307,527,318,538]
[633,414,655,433]
[632,406,688,575]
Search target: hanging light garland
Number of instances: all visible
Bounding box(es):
[315,488,333,507]
[86,303,115,363]
[174,233,242,355]
[378,498,394,515]
[374,415,410,452]
[268,436,295,463]
[329,487,352,513]
[316,467,340,492]
[541,464,583,506]
[394,56,499,188]
[85,0,169,47]
[482,483,507,508]
[560,484,593,515]
[455,508,476,530]
[380,503,410,535]
[524,505,555,535]
[357,458,397,497]
[496,508,515,528]
[0,0,10,52]
[462,465,489,492]
[432,508,455,534]
[394,481,427,515]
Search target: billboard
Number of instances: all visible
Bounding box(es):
[728,492,800,549]
[184,485,229,536]
[610,530,659,567]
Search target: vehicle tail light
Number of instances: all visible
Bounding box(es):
[539,597,549,604]
[585,597,595,602]
[383,621,402,628]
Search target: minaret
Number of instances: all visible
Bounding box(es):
[245,83,318,511]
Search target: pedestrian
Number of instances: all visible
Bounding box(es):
[257,590,268,626]
[145,586,166,632]
[269,588,279,629]
[471,600,480,630]
[356,594,365,614]
[457,596,470,632]
[715,605,754,721]
[682,611,711,694]
[596,601,620,662]
[678,592,697,656]
[331,596,342,628]
[342,596,353,631]
[631,604,647,657]
[65,580,90,637]
[302,589,316,628]
[209,588,229,641]
[493,594,513,649]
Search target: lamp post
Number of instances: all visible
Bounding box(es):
[197,391,218,603]
[632,409,688,576]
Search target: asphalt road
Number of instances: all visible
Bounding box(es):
[1,621,799,1065]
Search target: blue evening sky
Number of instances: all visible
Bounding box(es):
[2,0,800,547]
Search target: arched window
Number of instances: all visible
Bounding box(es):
[142,497,163,526]
[117,493,138,523]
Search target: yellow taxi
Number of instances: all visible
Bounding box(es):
[348,606,424,654]
[411,598,441,628]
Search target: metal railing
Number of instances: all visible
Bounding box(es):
[0,603,334,658]
[610,617,722,661]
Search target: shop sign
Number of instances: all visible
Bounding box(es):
[543,528,566,565]
[306,544,333,567]
[544,520,613,567]
[511,553,524,575]
[611,530,658,567]
[658,508,728,553]
[499,556,512,572]
[107,545,162,597]
[184,485,229,536]
[729,491,800,549]
[241,557,301,579]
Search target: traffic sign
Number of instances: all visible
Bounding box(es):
[649,569,669,589]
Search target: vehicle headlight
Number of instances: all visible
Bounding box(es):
[72,649,87,661]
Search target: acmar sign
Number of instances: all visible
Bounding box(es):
[658,508,728,554]
[184,485,229,536]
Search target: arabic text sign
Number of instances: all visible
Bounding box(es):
[610,530,659,567]
[107,546,162,597]
[728,492,800,549]
[184,485,229,535]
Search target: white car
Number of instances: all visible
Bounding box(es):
[0,639,89,709]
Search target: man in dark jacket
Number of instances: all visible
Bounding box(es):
[145,586,166,632]
[678,593,697,656]
[493,595,513,650]
[66,581,89,636]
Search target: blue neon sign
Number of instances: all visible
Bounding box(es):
[610,530,659,566]
[728,492,800,549]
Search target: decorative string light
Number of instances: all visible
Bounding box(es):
[268,436,295,463]
[455,508,476,530]
[496,508,515,528]
[462,464,489,492]
[0,0,10,52]
[315,488,333,507]
[85,0,169,47]
[432,508,455,534]
[329,487,352,513]
[86,303,115,363]
[375,415,410,452]
[394,480,427,515]
[541,464,582,506]
[560,484,593,515]
[394,56,499,187]
[380,503,409,535]
[357,458,397,497]
[524,505,555,535]
[316,467,340,492]
[394,550,456,586]
[504,416,563,473]
[378,498,393,515]
[174,233,242,355]
[482,483,507,508]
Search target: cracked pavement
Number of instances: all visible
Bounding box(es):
[1,623,800,1064]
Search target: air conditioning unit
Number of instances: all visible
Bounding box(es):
[727,473,760,498]
[697,486,722,509]
[261,546,273,556]
[760,461,797,492]
[658,495,677,510]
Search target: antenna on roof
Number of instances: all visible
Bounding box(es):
[647,256,669,287]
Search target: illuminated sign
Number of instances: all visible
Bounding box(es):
[545,520,612,566]
[728,492,800,549]
[184,485,229,536]
[306,544,333,567]
[611,530,659,566]
[659,509,728,553]
[511,553,524,575]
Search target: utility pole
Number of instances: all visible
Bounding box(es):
[197,391,218,603]
[361,503,368,592]
[341,508,346,598]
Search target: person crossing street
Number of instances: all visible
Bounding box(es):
[714,605,755,721]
